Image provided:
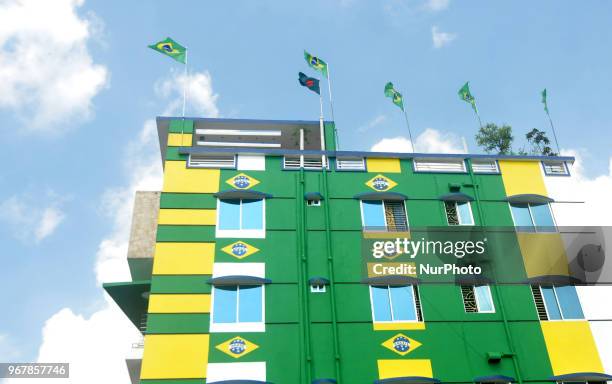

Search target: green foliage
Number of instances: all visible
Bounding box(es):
[475,123,514,154]
[525,128,557,156]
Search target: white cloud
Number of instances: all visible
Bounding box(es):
[156,69,219,117]
[0,192,67,243]
[425,0,450,11]
[0,0,108,131]
[431,25,456,48]
[371,128,468,153]
[358,114,387,132]
[8,71,219,384]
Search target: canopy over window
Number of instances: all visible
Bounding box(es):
[474,375,516,383]
[549,372,612,382]
[207,276,272,286]
[354,192,408,201]
[374,376,441,384]
[304,192,324,201]
[214,189,273,199]
[506,194,553,205]
[362,276,420,286]
[439,192,474,202]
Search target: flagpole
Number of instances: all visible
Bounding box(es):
[546,110,561,154]
[325,64,339,150]
[180,49,189,147]
[319,92,327,167]
[402,108,416,153]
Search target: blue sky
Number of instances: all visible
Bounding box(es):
[1,0,612,380]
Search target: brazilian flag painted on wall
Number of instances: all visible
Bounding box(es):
[149,37,187,64]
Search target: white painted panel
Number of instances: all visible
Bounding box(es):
[212,262,265,278]
[206,362,266,383]
[588,321,612,374]
[577,286,612,320]
[237,155,266,171]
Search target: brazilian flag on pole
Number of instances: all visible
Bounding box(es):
[458,82,478,113]
[384,82,404,111]
[149,37,187,64]
[304,50,328,77]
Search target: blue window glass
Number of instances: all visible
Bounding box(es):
[390,286,417,321]
[457,202,474,225]
[371,286,392,321]
[510,203,535,232]
[554,285,584,319]
[474,285,495,312]
[530,204,556,232]
[218,200,241,230]
[238,285,263,322]
[241,199,264,230]
[213,286,238,323]
[541,286,562,320]
[362,201,385,230]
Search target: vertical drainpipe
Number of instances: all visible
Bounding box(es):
[465,158,523,384]
[321,159,342,383]
[297,168,314,383]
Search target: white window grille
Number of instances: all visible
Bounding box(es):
[472,159,499,174]
[413,158,466,173]
[284,155,328,170]
[336,157,366,171]
[542,161,569,176]
[188,154,236,168]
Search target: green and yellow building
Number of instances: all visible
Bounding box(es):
[104,117,612,384]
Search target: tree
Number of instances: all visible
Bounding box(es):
[475,123,513,154]
[525,128,557,156]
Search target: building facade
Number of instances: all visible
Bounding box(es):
[104,117,612,384]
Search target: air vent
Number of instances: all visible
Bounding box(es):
[542,161,569,176]
[531,285,548,320]
[284,155,328,170]
[414,158,466,173]
[472,160,499,174]
[461,286,478,313]
[336,157,366,171]
[188,154,236,168]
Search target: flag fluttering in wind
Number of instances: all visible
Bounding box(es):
[458,82,477,112]
[298,72,320,94]
[384,82,404,111]
[149,37,187,64]
[304,51,328,77]
[541,88,549,113]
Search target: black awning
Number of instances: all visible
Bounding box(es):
[354,192,408,201]
[549,373,612,382]
[439,192,474,202]
[214,189,273,199]
[524,275,582,286]
[374,376,440,384]
[506,194,553,204]
[308,277,330,286]
[362,275,419,286]
[474,375,516,383]
[207,275,272,286]
[312,379,337,384]
[304,192,324,201]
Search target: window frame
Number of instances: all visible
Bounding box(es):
[509,202,557,233]
[413,158,467,173]
[542,160,570,177]
[473,285,496,313]
[216,198,266,238]
[539,285,584,321]
[210,284,266,332]
[445,201,475,226]
[471,159,500,174]
[359,200,410,232]
[306,199,321,207]
[368,285,423,323]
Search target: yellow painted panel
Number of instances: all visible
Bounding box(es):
[516,233,569,278]
[153,242,215,275]
[141,334,209,379]
[541,321,604,375]
[163,161,220,193]
[499,160,548,197]
[374,322,426,331]
[377,359,432,379]
[158,209,216,225]
[148,294,211,313]
[167,133,193,147]
[366,158,402,173]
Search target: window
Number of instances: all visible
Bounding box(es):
[306,199,321,207]
[510,203,556,232]
[413,158,466,173]
[370,285,423,322]
[472,159,499,174]
[542,161,570,176]
[360,200,408,232]
[211,285,264,332]
[336,157,366,171]
[532,285,584,320]
[461,285,495,313]
[284,155,328,170]
[445,201,474,225]
[310,284,326,293]
[217,199,265,238]
[188,154,236,168]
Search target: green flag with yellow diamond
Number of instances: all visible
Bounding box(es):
[149,37,187,64]
[384,82,404,111]
[304,50,328,77]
